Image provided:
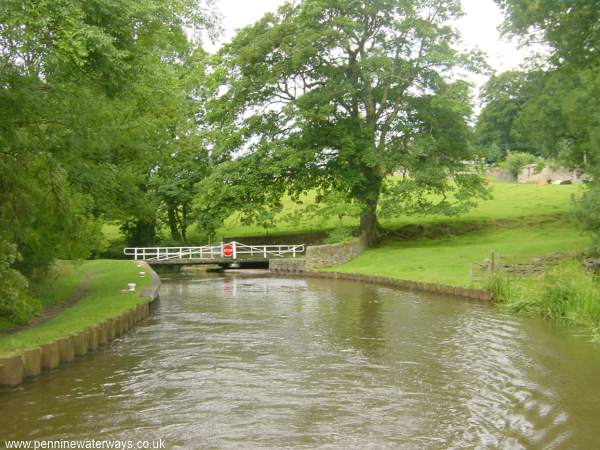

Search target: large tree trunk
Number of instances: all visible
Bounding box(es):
[360,199,382,246]
[167,207,182,242]
[180,204,188,241]
[358,173,383,246]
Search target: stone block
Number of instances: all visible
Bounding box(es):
[57,337,75,364]
[87,327,98,352]
[97,322,108,346]
[117,315,124,335]
[478,290,492,301]
[73,332,87,357]
[0,355,23,386]
[41,342,60,370]
[22,348,42,378]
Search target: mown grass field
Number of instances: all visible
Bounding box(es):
[216,182,582,237]
[331,220,589,286]
[101,182,583,241]
[218,182,590,287]
[0,260,150,356]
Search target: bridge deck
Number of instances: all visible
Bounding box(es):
[148,257,270,266]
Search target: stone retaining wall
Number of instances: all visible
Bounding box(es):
[269,258,306,273]
[270,268,493,302]
[304,236,366,270]
[0,261,161,388]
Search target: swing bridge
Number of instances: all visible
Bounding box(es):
[123,241,305,267]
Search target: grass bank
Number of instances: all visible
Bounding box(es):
[329,219,589,287]
[0,260,150,357]
[216,182,581,238]
[487,261,600,334]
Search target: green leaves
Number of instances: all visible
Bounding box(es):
[201,0,486,242]
[0,0,215,321]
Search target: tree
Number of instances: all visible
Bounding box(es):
[474,70,545,159]
[198,0,488,245]
[496,0,600,69]
[494,0,600,171]
[0,0,216,320]
[494,0,600,244]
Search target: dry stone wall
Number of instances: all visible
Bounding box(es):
[304,236,366,270]
[269,258,306,273]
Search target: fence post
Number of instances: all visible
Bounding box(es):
[233,241,237,259]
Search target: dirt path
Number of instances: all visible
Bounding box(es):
[0,273,91,336]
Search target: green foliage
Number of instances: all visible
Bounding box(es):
[198,0,488,244]
[494,0,600,172]
[0,241,40,325]
[494,1,600,243]
[483,143,504,164]
[487,260,600,332]
[499,151,542,178]
[0,1,215,304]
[483,274,514,304]
[574,182,600,246]
[474,70,546,158]
[496,0,600,68]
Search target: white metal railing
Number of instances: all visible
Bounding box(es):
[123,241,305,262]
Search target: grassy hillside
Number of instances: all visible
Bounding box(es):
[102,182,582,242]
[216,182,582,238]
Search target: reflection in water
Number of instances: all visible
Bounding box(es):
[1,274,600,449]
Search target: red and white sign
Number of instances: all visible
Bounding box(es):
[222,244,234,257]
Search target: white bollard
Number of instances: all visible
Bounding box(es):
[127,283,137,291]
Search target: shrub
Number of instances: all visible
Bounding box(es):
[499,151,542,178]
[0,240,40,324]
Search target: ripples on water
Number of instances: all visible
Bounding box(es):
[1,273,600,449]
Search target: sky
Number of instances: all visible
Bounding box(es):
[206,0,531,97]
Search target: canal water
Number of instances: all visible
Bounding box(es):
[1,273,600,449]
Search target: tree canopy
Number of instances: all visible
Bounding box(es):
[494,0,600,241]
[0,0,215,322]
[474,70,546,161]
[197,0,488,244]
[493,0,600,171]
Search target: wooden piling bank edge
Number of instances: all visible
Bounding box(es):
[270,268,494,302]
[0,262,161,389]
